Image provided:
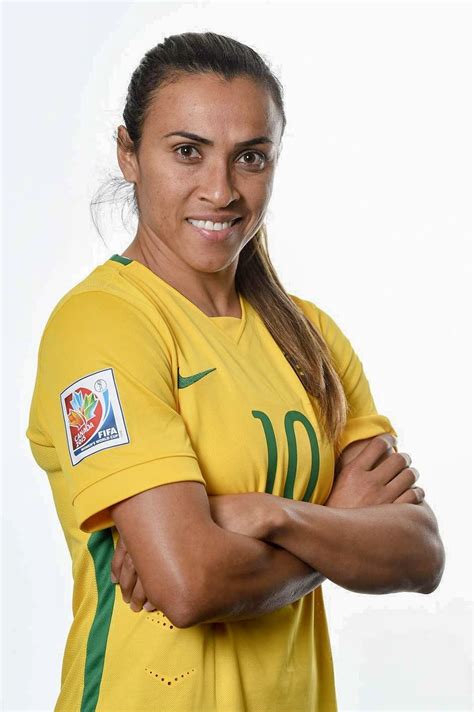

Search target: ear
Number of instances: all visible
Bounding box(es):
[116,125,139,183]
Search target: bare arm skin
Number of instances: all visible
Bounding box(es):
[109,436,392,622]
[110,482,324,628]
[266,498,444,595]
[110,435,417,625]
[209,436,445,596]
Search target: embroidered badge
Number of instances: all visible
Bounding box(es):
[60,367,129,466]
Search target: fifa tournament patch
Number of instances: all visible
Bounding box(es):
[60,367,130,466]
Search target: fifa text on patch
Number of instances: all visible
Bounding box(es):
[60,367,130,466]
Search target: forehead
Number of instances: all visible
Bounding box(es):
[143,73,281,141]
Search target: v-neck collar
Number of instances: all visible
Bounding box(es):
[108,254,248,345]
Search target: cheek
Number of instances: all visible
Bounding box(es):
[245,173,274,204]
[141,172,186,217]
[246,188,272,221]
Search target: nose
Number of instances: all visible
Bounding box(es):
[197,158,241,206]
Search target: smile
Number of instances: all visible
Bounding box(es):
[185,217,242,242]
[186,217,241,230]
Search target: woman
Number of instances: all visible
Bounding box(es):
[26,32,445,712]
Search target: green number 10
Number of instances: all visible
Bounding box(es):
[252,409,320,501]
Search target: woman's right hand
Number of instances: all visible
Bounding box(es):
[111,532,156,613]
[325,435,425,509]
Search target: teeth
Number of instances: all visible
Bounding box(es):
[187,218,236,231]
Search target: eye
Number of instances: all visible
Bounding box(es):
[175,144,201,160]
[174,145,267,169]
[237,150,267,169]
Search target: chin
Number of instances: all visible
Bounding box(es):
[184,252,240,274]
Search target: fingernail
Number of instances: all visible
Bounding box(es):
[380,434,396,447]
[143,601,155,612]
[110,574,118,584]
[411,467,420,481]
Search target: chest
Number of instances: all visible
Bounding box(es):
[171,312,335,504]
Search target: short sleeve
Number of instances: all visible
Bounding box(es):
[291,296,398,453]
[34,290,206,533]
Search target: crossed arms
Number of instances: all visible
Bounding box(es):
[109,435,445,628]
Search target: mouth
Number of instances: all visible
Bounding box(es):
[185,217,242,242]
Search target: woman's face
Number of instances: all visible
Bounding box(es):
[118,72,283,274]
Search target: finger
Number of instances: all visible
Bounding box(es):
[110,535,128,584]
[119,552,138,604]
[129,577,148,613]
[385,467,420,501]
[392,486,425,505]
[374,452,413,485]
[350,434,397,471]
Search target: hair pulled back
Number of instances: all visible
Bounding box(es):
[91,31,348,452]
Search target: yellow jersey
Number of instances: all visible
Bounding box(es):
[26,253,397,712]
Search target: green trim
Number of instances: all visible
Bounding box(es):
[110,253,133,265]
[80,529,116,712]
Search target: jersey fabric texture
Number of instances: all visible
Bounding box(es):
[26,254,397,712]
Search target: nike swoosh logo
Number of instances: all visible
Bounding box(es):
[177,367,216,389]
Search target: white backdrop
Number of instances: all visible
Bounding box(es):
[2,1,472,711]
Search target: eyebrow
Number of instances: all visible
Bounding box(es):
[163,131,274,148]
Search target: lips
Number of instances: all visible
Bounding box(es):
[185,217,242,242]
[186,217,241,226]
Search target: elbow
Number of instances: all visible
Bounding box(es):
[147,590,202,629]
[163,602,200,629]
[147,526,224,628]
[147,571,207,629]
[174,577,218,628]
[417,573,442,595]
[161,570,227,628]
[415,539,446,595]
[406,502,446,595]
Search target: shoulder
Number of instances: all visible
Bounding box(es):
[44,262,157,326]
[288,293,345,345]
[40,281,174,361]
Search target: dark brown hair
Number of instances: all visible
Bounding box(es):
[90,31,348,453]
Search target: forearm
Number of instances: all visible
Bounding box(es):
[191,525,325,626]
[267,500,444,595]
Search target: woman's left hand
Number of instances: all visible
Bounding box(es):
[208,491,280,540]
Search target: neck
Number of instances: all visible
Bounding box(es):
[121,232,241,318]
